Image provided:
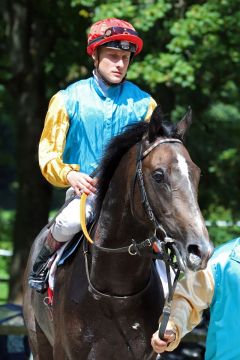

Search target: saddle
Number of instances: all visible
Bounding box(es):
[45,221,94,305]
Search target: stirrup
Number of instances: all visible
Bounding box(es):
[29,263,50,293]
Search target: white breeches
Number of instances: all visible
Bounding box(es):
[51,190,96,242]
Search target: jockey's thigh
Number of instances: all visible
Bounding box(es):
[51,197,81,242]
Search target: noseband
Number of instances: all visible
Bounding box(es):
[83,136,185,339]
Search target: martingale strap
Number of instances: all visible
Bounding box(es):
[83,237,153,300]
[80,192,158,255]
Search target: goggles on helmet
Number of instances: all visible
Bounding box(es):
[100,40,137,53]
[88,26,139,46]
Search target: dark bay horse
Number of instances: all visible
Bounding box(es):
[23,105,213,360]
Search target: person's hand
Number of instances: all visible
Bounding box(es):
[151,330,176,354]
[67,171,97,196]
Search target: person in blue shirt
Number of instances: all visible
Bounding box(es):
[151,237,240,360]
[29,17,157,293]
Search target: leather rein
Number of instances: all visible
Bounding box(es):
[82,137,185,339]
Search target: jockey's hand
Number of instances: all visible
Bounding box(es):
[151,330,176,354]
[67,171,97,196]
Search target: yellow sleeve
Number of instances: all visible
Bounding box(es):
[38,92,80,187]
[161,266,214,352]
[144,97,157,122]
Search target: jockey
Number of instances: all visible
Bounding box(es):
[151,237,240,360]
[29,18,157,293]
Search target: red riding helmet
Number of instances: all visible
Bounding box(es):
[87,18,143,56]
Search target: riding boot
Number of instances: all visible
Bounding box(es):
[28,231,62,293]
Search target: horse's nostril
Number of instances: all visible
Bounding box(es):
[188,244,201,257]
[187,244,202,268]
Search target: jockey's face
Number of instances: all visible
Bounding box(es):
[94,47,131,84]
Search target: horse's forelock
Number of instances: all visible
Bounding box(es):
[159,122,178,138]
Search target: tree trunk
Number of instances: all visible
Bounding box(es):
[5,1,52,302]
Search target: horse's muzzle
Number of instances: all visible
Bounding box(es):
[186,242,214,271]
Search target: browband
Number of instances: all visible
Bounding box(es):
[141,138,182,160]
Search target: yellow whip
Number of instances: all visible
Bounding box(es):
[80,192,94,244]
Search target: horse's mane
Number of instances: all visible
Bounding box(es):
[95,119,179,217]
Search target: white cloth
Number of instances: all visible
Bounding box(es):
[48,241,69,290]
[155,259,175,298]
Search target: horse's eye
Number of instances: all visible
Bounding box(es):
[152,169,164,183]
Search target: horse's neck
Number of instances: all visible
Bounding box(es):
[95,154,150,247]
[90,160,152,296]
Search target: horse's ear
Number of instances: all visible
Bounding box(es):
[148,104,164,143]
[176,106,192,140]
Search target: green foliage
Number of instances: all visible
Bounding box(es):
[129,53,195,88]
[206,206,240,246]
[0,210,13,302]
[208,225,239,248]
[0,210,14,244]
[208,101,240,123]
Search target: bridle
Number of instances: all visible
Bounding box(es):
[131,137,186,340]
[83,136,186,340]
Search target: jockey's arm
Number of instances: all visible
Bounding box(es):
[38,92,79,188]
[151,266,214,353]
[145,97,157,122]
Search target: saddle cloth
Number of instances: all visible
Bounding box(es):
[48,234,83,291]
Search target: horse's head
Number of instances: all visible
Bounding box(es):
[139,105,213,271]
